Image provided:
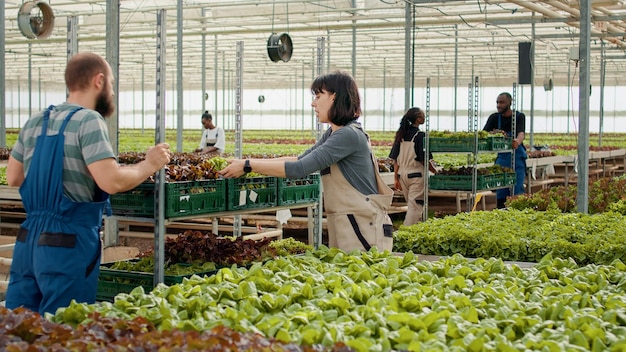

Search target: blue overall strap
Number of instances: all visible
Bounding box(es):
[40,105,56,136]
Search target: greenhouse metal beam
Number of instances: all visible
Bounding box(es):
[578,0,591,214]
[0,0,4,147]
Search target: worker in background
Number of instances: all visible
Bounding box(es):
[482,92,527,208]
[389,107,437,225]
[196,111,225,154]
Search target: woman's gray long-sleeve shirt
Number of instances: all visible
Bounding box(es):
[284,121,378,195]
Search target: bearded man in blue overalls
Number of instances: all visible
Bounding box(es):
[482,92,527,209]
[6,52,171,315]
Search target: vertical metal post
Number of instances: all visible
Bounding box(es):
[383,58,386,131]
[106,0,120,154]
[437,66,440,130]
[470,76,479,212]
[28,43,32,119]
[424,78,431,220]
[67,16,78,58]
[222,54,226,129]
[312,48,315,133]
[176,0,183,152]
[351,0,357,77]
[567,59,571,133]
[599,40,605,147]
[141,54,145,134]
[38,68,41,110]
[467,83,473,132]
[302,62,305,131]
[201,9,206,113]
[214,35,219,126]
[313,37,325,249]
[18,78,21,127]
[234,41,244,237]
[316,37,325,140]
[66,13,78,106]
[577,0,591,213]
[453,25,458,132]
[363,68,366,130]
[103,0,120,249]
[0,0,4,147]
[529,13,536,149]
[404,0,412,111]
[511,83,518,196]
[154,9,167,285]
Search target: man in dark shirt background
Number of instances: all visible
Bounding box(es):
[483,92,527,209]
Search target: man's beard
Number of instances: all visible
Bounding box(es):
[95,89,115,117]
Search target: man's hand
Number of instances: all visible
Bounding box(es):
[145,143,171,169]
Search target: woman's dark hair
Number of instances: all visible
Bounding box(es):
[310,71,361,126]
[393,107,421,144]
[201,110,212,121]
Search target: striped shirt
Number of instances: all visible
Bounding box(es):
[11,103,116,202]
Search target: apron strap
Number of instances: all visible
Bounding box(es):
[58,107,85,133]
[40,105,56,137]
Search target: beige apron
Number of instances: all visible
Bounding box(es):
[322,127,394,252]
[397,131,426,225]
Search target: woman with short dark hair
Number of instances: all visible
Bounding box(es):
[219,71,394,252]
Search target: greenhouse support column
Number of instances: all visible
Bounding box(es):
[313,37,325,249]
[103,0,121,249]
[404,0,411,111]
[437,66,440,130]
[234,41,244,237]
[28,43,32,119]
[529,14,535,149]
[351,0,356,77]
[201,9,206,113]
[383,59,386,132]
[214,35,219,123]
[326,30,331,75]
[577,0,591,214]
[0,0,6,147]
[363,68,366,130]
[176,0,183,152]
[454,25,458,131]
[142,55,145,134]
[567,59,571,133]
[154,9,167,285]
[38,68,41,110]
[599,40,605,147]
[222,55,226,129]
[424,78,431,220]
[302,62,305,131]
[67,16,78,58]
[66,16,78,103]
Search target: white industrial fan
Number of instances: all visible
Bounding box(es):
[17,1,55,39]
